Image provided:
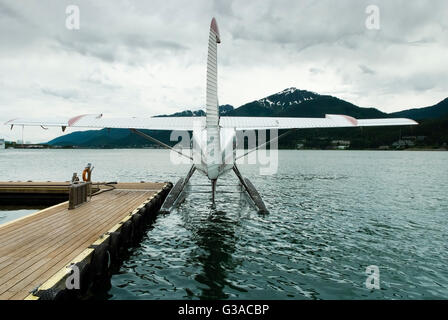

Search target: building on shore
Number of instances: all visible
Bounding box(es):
[331,140,351,150]
[392,139,415,149]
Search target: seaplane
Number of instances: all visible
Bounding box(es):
[5,18,417,214]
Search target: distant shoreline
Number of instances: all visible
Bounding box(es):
[4,146,447,152]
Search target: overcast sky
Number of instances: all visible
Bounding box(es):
[1,0,447,142]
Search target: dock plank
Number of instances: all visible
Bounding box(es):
[3,193,148,300]
[0,182,168,300]
[0,191,130,250]
[0,191,134,282]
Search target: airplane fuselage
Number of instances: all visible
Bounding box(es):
[192,126,236,180]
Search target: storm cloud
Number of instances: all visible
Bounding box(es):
[0,0,447,142]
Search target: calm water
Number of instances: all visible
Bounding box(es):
[0,149,447,299]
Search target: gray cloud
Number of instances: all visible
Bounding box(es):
[41,88,80,100]
[0,2,21,19]
[359,65,375,75]
[1,0,447,142]
[309,68,323,74]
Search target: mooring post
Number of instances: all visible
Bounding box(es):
[69,182,91,210]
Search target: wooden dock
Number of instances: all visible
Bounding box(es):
[0,182,100,206]
[0,181,172,300]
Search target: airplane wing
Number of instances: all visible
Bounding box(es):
[4,114,206,131]
[220,114,418,130]
[4,113,417,131]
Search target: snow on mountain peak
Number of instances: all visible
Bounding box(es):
[280,87,297,95]
[257,88,319,109]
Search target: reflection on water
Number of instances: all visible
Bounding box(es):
[1,149,448,299]
[185,209,239,300]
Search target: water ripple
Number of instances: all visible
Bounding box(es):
[1,149,447,299]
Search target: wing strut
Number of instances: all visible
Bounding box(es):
[236,129,297,161]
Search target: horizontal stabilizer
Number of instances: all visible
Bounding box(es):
[5,114,417,131]
[5,114,205,131]
[219,115,417,130]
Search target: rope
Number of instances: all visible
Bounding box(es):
[91,182,117,196]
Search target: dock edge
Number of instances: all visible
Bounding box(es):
[23,182,173,300]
